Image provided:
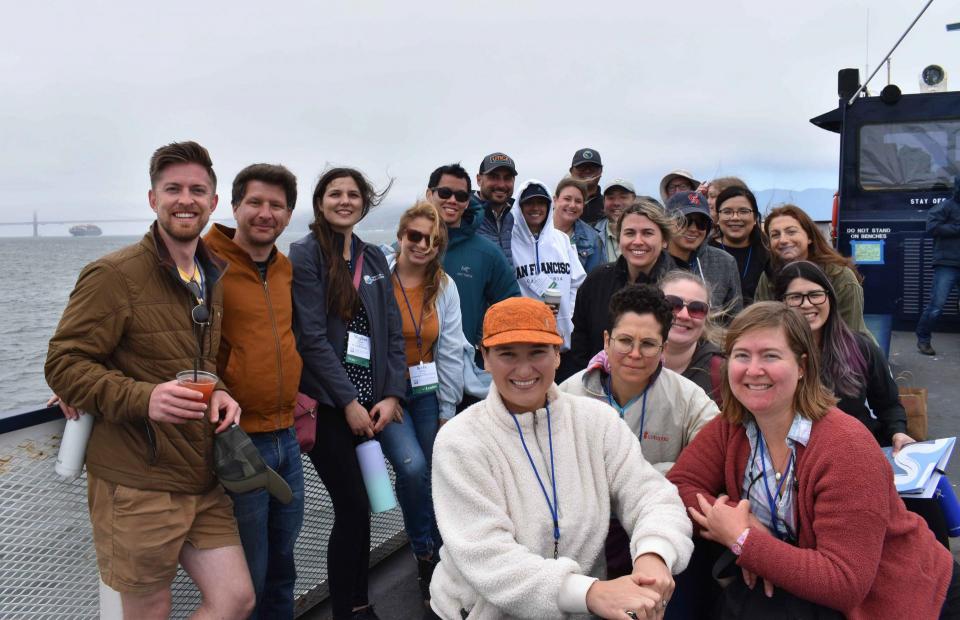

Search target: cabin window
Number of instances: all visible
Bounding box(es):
[859,120,960,191]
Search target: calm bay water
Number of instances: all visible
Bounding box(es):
[0,227,395,412]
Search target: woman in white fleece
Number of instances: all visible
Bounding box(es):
[429,297,693,620]
[509,179,586,350]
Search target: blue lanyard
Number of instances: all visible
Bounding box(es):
[604,375,649,437]
[720,242,753,279]
[511,403,560,559]
[392,271,426,360]
[757,433,795,540]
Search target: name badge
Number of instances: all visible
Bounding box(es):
[409,362,439,394]
[346,332,371,367]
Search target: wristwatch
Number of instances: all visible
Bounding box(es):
[731,527,750,556]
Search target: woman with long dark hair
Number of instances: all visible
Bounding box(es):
[773,260,955,547]
[710,186,769,305]
[380,201,465,602]
[289,168,406,620]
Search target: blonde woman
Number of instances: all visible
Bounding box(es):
[380,201,466,603]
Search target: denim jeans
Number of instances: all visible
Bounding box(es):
[916,266,960,343]
[229,427,305,620]
[378,385,441,558]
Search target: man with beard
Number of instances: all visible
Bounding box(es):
[475,152,518,264]
[569,147,605,224]
[45,141,253,619]
[204,163,304,618]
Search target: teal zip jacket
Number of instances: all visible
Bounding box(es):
[444,201,520,347]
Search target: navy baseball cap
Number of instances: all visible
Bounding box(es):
[571,148,602,168]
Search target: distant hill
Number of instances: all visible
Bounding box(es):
[754,188,835,221]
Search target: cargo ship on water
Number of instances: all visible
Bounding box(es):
[68,224,102,237]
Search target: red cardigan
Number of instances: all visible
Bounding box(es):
[668,408,951,619]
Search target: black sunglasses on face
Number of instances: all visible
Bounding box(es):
[431,186,470,203]
[685,216,710,231]
[664,294,709,319]
[403,229,438,247]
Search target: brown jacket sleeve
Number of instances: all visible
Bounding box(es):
[45,261,154,422]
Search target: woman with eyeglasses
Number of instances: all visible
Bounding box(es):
[658,271,725,405]
[668,302,957,619]
[290,168,406,620]
[378,201,466,603]
[773,261,953,547]
[567,199,677,375]
[552,176,604,274]
[430,297,693,620]
[560,284,718,594]
[754,204,872,340]
[510,179,586,349]
[710,186,770,306]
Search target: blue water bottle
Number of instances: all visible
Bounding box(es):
[355,440,398,513]
[935,476,960,537]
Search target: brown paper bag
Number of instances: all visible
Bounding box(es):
[896,371,928,441]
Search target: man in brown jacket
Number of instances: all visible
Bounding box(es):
[204,163,304,619]
[45,141,254,620]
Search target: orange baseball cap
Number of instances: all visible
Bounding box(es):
[481,297,563,348]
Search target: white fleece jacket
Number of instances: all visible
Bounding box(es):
[429,384,693,619]
[509,180,586,350]
[559,363,719,474]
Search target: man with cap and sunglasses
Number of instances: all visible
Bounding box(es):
[425,163,520,371]
[204,163,303,619]
[474,151,518,265]
[45,141,253,619]
[665,191,743,321]
[570,147,605,224]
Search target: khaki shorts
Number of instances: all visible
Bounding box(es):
[87,473,240,593]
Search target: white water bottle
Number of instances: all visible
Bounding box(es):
[55,412,93,480]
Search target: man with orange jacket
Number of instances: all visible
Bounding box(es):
[204,163,304,619]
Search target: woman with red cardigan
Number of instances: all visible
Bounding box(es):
[668,302,958,619]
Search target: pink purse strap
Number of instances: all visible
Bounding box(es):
[352,251,365,291]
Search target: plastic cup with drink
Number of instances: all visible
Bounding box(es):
[176,370,218,406]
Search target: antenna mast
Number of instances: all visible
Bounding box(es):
[848,0,936,105]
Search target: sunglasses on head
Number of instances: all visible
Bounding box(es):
[403,229,438,247]
[664,294,709,319]
[431,186,470,203]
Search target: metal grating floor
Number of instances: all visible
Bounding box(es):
[0,420,407,619]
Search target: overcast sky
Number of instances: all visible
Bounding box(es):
[1,0,957,235]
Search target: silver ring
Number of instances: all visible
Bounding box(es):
[625,611,639,620]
